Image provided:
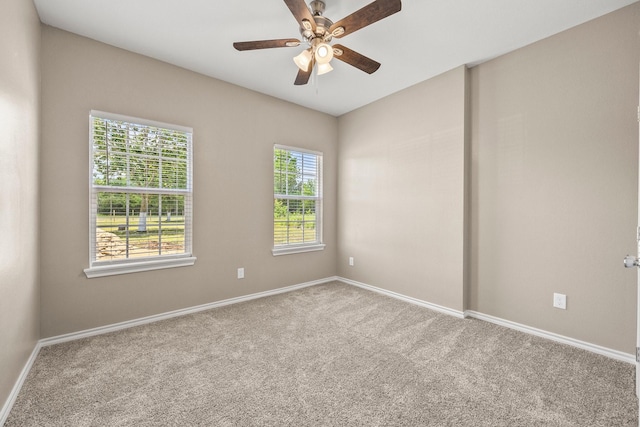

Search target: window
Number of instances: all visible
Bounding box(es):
[273,145,325,256]
[84,111,195,278]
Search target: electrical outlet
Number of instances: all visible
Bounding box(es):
[553,293,566,310]
[349,257,354,266]
[237,268,245,279]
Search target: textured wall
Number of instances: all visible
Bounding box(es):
[39,27,338,337]
[0,0,41,416]
[470,4,639,352]
[337,66,469,313]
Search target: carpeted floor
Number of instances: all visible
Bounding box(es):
[5,281,638,426]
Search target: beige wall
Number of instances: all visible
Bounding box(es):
[337,66,469,312]
[0,0,41,414]
[8,0,637,393]
[337,3,639,354]
[470,4,639,352]
[40,27,338,338]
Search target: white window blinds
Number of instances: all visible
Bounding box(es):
[88,111,193,272]
[273,145,324,255]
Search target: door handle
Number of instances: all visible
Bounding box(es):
[624,255,639,268]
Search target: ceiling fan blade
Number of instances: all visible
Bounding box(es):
[330,0,401,38]
[294,65,313,85]
[233,39,301,51]
[283,0,316,32]
[332,44,381,74]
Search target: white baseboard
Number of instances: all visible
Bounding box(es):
[464,310,635,365]
[2,275,634,425]
[335,277,634,365]
[40,276,337,347]
[2,277,338,425]
[336,277,466,319]
[0,343,42,426]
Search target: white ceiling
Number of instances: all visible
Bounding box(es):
[34,0,637,116]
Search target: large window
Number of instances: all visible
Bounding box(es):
[273,145,324,255]
[84,111,195,278]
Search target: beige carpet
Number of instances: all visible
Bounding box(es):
[5,281,638,426]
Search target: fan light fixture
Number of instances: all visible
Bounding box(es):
[293,49,312,71]
[315,43,333,63]
[317,62,333,75]
[294,42,334,75]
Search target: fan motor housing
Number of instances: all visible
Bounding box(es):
[300,15,334,42]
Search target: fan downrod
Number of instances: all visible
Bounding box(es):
[309,0,325,15]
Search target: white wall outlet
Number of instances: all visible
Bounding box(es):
[553,293,566,309]
[349,257,354,266]
[237,267,245,279]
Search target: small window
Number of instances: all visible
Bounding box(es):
[273,145,325,256]
[84,111,195,278]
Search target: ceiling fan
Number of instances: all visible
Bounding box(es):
[233,0,402,85]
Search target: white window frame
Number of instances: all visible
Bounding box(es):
[272,144,325,256]
[84,110,196,278]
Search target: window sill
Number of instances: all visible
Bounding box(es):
[272,244,326,256]
[84,256,197,278]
